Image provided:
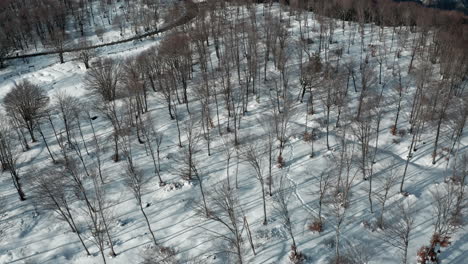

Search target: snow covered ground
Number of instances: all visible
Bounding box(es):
[0,2,467,264]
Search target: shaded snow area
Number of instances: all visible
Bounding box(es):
[0,2,467,264]
[9,0,179,57]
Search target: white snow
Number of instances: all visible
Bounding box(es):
[0,2,467,264]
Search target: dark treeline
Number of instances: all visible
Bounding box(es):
[1,0,467,263]
[0,0,169,66]
[396,0,468,14]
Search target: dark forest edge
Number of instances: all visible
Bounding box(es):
[0,0,199,64]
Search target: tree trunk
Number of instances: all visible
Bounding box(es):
[139,202,158,246]
[432,117,443,164]
[261,181,267,225]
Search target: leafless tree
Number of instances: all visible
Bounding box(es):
[299,55,322,104]
[450,154,467,223]
[367,86,386,213]
[48,28,69,63]
[120,133,158,246]
[374,160,400,229]
[429,182,461,239]
[221,135,235,189]
[97,100,124,162]
[36,114,57,163]
[32,168,90,255]
[178,118,199,182]
[400,78,427,193]
[84,58,123,102]
[86,170,117,261]
[351,108,373,181]
[273,174,305,263]
[124,56,149,118]
[3,80,49,143]
[56,138,116,262]
[178,118,208,215]
[141,113,165,185]
[259,115,276,195]
[391,65,405,134]
[75,39,95,69]
[0,30,12,68]
[242,141,268,225]
[321,69,346,150]
[158,32,192,113]
[84,108,106,183]
[330,136,356,262]
[197,181,245,264]
[272,96,295,160]
[53,91,81,146]
[194,83,213,156]
[0,194,5,241]
[429,78,455,165]
[355,63,377,121]
[377,200,415,264]
[0,117,26,201]
[316,169,332,227]
[341,240,374,264]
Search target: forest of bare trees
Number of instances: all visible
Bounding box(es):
[0,0,467,263]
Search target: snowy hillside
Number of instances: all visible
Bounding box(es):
[0,1,467,264]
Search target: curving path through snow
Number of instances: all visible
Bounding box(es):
[3,0,200,61]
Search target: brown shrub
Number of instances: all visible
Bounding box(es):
[289,245,306,264]
[277,155,285,168]
[308,219,323,233]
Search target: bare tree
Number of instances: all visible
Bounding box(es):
[178,119,199,182]
[272,96,294,160]
[48,28,69,63]
[84,58,123,102]
[3,80,49,143]
[451,154,467,223]
[97,100,124,162]
[36,117,57,163]
[355,63,377,121]
[86,171,117,261]
[330,138,356,262]
[158,32,192,113]
[0,194,6,241]
[58,149,116,263]
[178,119,208,215]
[0,30,12,68]
[53,91,80,146]
[374,160,399,229]
[315,169,332,228]
[0,117,26,201]
[221,135,235,189]
[320,69,345,151]
[85,108,106,183]
[429,182,460,239]
[197,181,245,264]
[391,66,405,134]
[141,113,165,185]
[377,200,415,264]
[120,134,158,246]
[400,79,427,193]
[259,115,276,195]
[32,168,90,255]
[75,39,95,69]
[351,109,373,181]
[242,141,268,225]
[273,174,305,263]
